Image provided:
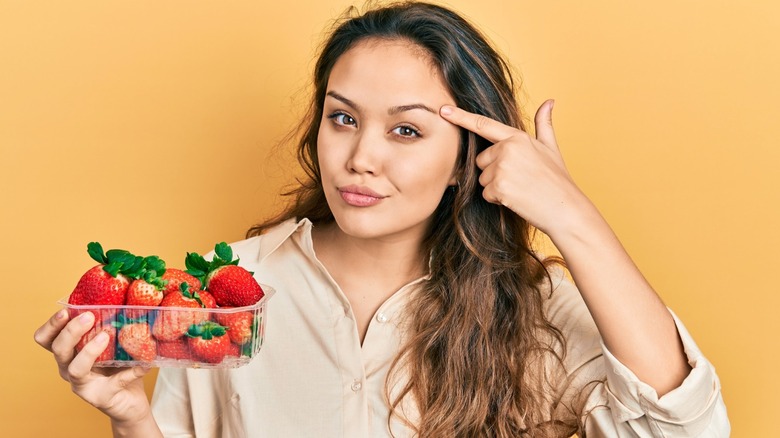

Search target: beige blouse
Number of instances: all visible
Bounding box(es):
[151,218,729,437]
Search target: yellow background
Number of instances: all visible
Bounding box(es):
[1,0,776,436]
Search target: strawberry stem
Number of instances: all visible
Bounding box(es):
[184,242,240,288]
[187,321,227,340]
[86,242,167,284]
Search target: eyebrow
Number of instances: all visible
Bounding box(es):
[326,91,437,115]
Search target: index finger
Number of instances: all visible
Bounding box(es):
[33,309,70,351]
[439,105,518,143]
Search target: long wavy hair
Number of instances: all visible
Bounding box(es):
[248,2,576,436]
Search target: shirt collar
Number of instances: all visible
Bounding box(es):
[258,217,432,283]
[255,217,311,263]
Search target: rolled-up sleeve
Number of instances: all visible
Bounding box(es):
[585,311,730,437]
[546,273,730,437]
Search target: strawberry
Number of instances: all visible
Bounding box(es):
[214,310,254,345]
[157,338,191,360]
[152,284,215,342]
[118,322,157,362]
[225,341,242,358]
[206,266,264,308]
[187,321,230,364]
[161,268,202,296]
[126,255,167,308]
[68,242,167,320]
[75,323,117,363]
[126,279,164,307]
[68,265,130,321]
[186,242,264,307]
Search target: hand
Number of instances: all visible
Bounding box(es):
[33,309,153,425]
[439,100,592,237]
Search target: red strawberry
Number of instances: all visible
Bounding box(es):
[75,324,117,362]
[187,321,230,364]
[225,342,241,358]
[214,310,254,345]
[186,243,264,307]
[68,242,167,321]
[152,285,215,342]
[161,268,202,296]
[126,279,164,307]
[206,265,264,307]
[68,265,130,320]
[118,323,157,362]
[157,338,191,360]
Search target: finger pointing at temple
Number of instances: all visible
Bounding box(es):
[439,105,518,144]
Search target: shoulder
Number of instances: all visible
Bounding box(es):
[216,218,310,264]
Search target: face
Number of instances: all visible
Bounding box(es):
[317,38,460,244]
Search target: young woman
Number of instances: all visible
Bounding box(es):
[35,2,729,436]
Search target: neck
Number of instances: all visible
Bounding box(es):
[312,221,427,289]
[312,221,428,344]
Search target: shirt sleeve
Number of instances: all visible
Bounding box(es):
[583,312,731,437]
[545,273,731,437]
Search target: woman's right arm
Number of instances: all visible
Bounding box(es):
[33,309,163,438]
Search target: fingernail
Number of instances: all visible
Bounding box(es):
[79,312,94,325]
[549,99,555,110]
[55,309,67,320]
[440,105,453,115]
[95,331,109,344]
[95,332,108,344]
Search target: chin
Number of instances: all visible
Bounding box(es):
[332,213,388,239]
[331,210,426,243]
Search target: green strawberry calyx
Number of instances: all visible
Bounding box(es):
[111,312,148,329]
[184,242,240,287]
[87,242,167,289]
[187,321,227,340]
[179,283,206,307]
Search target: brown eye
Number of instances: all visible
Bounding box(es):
[392,125,420,138]
[327,112,357,127]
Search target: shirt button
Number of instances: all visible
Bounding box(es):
[376,313,389,323]
[351,380,362,392]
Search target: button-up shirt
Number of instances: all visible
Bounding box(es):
[151,218,729,437]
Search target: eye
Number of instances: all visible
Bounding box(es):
[327,112,357,127]
[391,125,421,138]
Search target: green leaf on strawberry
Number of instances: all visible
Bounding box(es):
[103,260,123,277]
[214,242,234,265]
[187,321,227,340]
[185,242,242,286]
[106,249,132,264]
[241,342,253,357]
[144,256,166,275]
[185,252,210,273]
[87,242,106,264]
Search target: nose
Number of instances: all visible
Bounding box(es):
[346,129,381,175]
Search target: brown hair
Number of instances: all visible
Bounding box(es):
[248,2,576,436]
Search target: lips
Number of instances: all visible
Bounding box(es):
[338,185,386,207]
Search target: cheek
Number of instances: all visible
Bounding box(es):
[394,150,458,196]
[316,128,338,177]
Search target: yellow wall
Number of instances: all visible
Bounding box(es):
[2,1,776,436]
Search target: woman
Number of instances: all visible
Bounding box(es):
[34,2,729,436]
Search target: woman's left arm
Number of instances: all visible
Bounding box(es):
[440,101,690,395]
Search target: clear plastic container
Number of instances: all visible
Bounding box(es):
[59,286,274,369]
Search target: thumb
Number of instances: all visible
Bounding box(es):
[534,99,558,149]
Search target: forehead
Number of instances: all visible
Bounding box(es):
[326,38,453,104]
